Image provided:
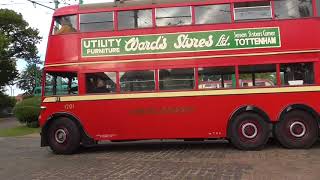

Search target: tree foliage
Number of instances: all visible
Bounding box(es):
[0,31,17,91]
[17,64,42,95]
[0,92,16,110]
[0,9,42,91]
[0,92,16,117]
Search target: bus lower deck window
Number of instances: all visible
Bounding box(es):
[280,63,314,86]
[120,70,155,92]
[239,64,277,87]
[159,68,195,90]
[86,72,117,94]
[198,67,235,89]
[45,72,78,96]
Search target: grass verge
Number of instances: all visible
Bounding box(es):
[0,126,40,137]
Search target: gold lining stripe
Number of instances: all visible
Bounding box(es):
[45,49,320,67]
[43,86,320,103]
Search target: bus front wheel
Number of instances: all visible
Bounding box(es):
[47,117,80,154]
[229,113,270,150]
[275,110,318,149]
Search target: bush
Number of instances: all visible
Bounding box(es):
[13,96,41,127]
[0,93,16,118]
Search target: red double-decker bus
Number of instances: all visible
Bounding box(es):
[40,0,320,154]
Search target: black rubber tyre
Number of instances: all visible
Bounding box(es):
[47,117,80,154]
[228,113,270,150]
[274,110,318,149]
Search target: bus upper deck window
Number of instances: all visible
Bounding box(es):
[274,0,313,19]
[118,9,153,30]
[195,4,231,24]
[234,1,272,21]
[156,6,192,27]
[80,12,114,32]
[53,15,77,35]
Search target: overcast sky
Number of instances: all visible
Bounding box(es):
[1,0,113,95]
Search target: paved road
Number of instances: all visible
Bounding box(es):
[0,117,19,130]
[1,136,320,180]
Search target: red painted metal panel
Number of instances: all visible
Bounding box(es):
[40,92,320,140]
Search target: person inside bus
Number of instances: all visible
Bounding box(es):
[94,77,110,93]
[54,16,76,35]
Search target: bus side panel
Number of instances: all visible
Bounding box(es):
[40,91,320,141]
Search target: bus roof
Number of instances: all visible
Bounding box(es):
[80,0,206,10]
[53,5,78,16]
[53,0,214,16]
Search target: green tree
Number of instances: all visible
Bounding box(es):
[0,9,42,91]
[17,64,42,95]
[0,32,17,92]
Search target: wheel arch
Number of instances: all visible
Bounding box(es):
[277,104,320,127]
[41,112,94,147]
[227,105,272,139]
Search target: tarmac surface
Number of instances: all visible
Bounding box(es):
[1,135,320,180]
[0,117,19,130]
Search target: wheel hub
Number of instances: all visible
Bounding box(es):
[55,129,67,144]
[241,122,258,139]
[289,121,306,138]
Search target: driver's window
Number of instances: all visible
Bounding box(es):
[52,15,77,35]
[45,72,78,96]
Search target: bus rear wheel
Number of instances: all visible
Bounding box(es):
[229,113,269,150]
[274,110,318,149]
[47,117,80,154]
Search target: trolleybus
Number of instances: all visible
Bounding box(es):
[40,0,320,154]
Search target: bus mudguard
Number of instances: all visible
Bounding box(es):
[41,112,94,147]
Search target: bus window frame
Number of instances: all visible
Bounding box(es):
[314,0,319,16]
